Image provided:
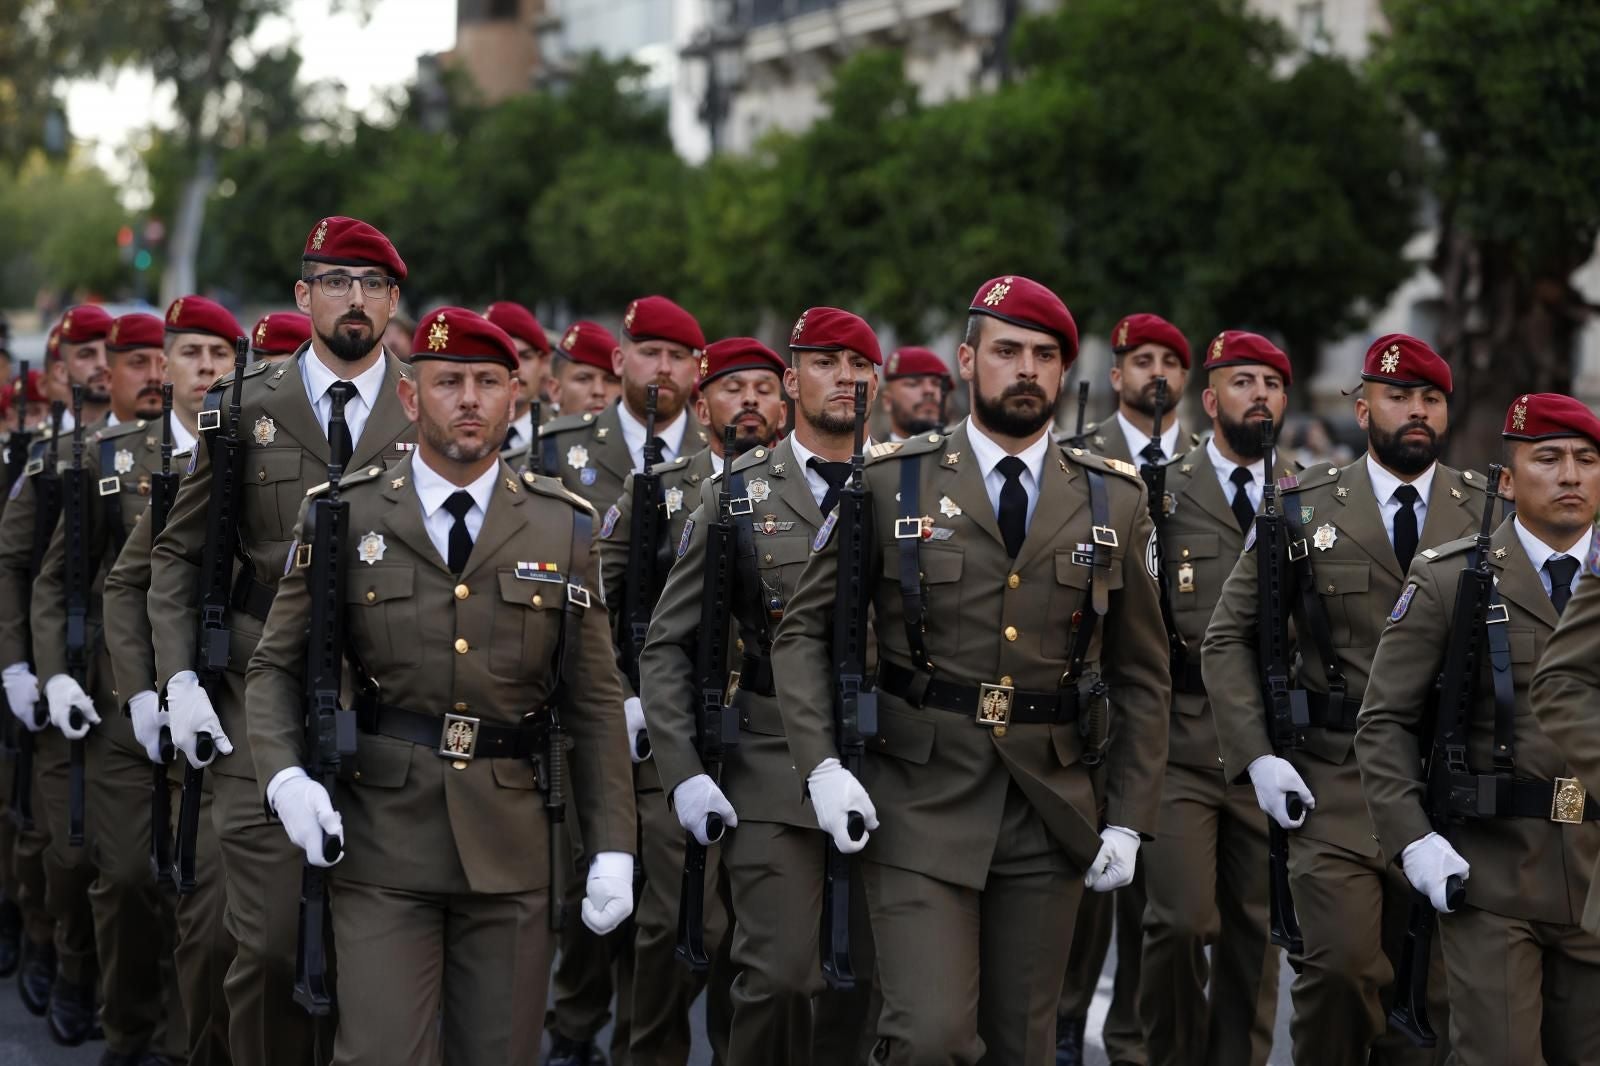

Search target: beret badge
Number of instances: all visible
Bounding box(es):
[1115,320,1129,348]
[699,352,709,376]
[256,321,268,344]
[109,322,120,345]
[311,219,328,251]
[624,301,637,330]
[1511,396,1528,432]
[791,311,808,342]
[427,312,449,352]
[168,299,183,325]
[564,325,580,351]
[1209,334,1224,362]
[63,311,73,333]
[1380,344,1401,374]
[982,278,1013,307]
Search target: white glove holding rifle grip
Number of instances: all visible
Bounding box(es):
[268,767,344,868]
[1247,754,1314,829]
[1085,826,1142,892]
[44,673,99,739]
[128,689,167,764]
[3,662,44,732]
[165,670,233,768]
[1402,832,1470,913]
[583,852,635,935]
[807,757,878,853]
[673,774,737,846]
[624,696,651,763]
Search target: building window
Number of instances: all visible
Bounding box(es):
[1296,1,1329,54]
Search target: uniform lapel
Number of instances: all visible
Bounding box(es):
[260,354,330,464]
[1419,463,1476,545]
[1175,446,1238,532]
[462,461,528,581]
[1487,518,1560,629]
[349,356,410,471]
[936,421,1005,550]
[1012,447,1085,573]
[377,454,444,572]
[768,437,823,527]
[1330,458,1404,582]
[591,402,634,482]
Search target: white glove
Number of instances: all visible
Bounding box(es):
[165,670,234,768]
[1085,826,1142,892]
[3,662,43,732]
[269,769,344,867]
[806,757,879,854]
[624,696,651,763]
[44,674,100,739]
[673,774,738,846]
[128,690,167,764]
[1401,832,1470,913]
[1247,754,1315,829]
[582,851,635,935]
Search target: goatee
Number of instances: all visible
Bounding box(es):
[1368,420,1441,477]
[1218,406,1279,460]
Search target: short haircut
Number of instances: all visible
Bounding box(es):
[963,314,985,350]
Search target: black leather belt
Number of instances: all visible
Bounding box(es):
[1442,772,1600,823]
[1304,690,1363,733]
[737,652,774,697]
[1173,658,1206,696]
[356,701,543,761]
[230,569,276,622]
[878,662,1079,725]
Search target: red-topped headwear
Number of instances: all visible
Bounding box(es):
[788,307,882,366]
[1202,330,1293,386]
[166,296,243,343]
[1112,313,1190,369]
[968,275,1078,361]
[1361,333,1451,394]
[885,346,952,385]
[13,369,47,405]
[622,295,704,353]
[556,321,619,374]
[251,313,312,356]
[485,302,550,356]
[302,215,406,282]
[410,307,519,373]
[1503,393,1600,446]
[58,304,114,345]
[108,313,165,351]
[699,337,785,387]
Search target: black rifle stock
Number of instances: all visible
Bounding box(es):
[675,424,740,973]
[1139,378,1187,677]
[149,384,178,884]
[4,360,32,489]
[617,384,663,760]
[63,385,89,845]
[1065,380,1090,448]
[821,381,876,990]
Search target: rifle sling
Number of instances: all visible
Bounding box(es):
[895,459,934,694]
[1281,489,1353,727]
[97,437,128,560]
[552,510,593,699]
[725,465,775,671]
[1486,587,1516,772]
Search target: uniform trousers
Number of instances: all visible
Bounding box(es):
[548,815,631,1060]
[1138,762,1277,1066]
[1060,864,1145,1063]
[1,745,55,951]
[33,730,96,986]
[173,778,234,1066]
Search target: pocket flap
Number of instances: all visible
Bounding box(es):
[348,566,414,605]
[490,757,540,790]
[253,447,303,486]
[1054,548,1126,591]
[352,732,412,789]
[497,569,561,609]
[754,533,811,568]
[1169,532,1219,562]
[867,704,935,765]
[1311,560,1369,595]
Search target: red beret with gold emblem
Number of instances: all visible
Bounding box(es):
[1361,333,1451,394]
[107,313,166,351]
[699,337,786,388]
[885,346,953,385]
[58,304,114,345]
[251,313,312,356]
[556,321,619,374]
[410,307,519,373]
[788,307,882,365]
[1202,330,1293,386]
[166,296,243,343]
[485,302,551,356]
[622,295,704,353]
[45,325,60,362]
[302,215,407,282]
[1503,393,1600,446]
[1112,313,1190,369]
[968,276,1079,360]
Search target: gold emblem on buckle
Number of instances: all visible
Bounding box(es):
[440,713,480,761]
[1552,777,1586,824]
[976,683,1014,728]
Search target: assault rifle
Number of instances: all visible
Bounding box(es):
[63,385,89,845]
[148,384,179,883]
[617,383,663,759]
[1063,381,1090,449]
[3,360,32,490]
[1139,377,1186,677]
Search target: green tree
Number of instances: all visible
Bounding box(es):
[0,158,130,304]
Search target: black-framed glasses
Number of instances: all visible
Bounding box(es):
[302,272,396,298]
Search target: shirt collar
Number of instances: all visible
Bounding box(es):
[787,432,873,472]
[966,416,1052,484]
[1512,516,1592,573]
[618,400,688,465]
[1206,436,1264,484]
[170,418,198,455]
[303,350,387,409]
[1365,453,1437,508]
[410,452,498,520]
[1116,410,1180,460]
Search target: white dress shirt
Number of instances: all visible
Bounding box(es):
[1365,454,1436,549]
[787,434,872,511]
[411,453,497,564]
[301,350,387,450]
[1512,518,1592,599]
[1116,410,1181,461]
[966,417,1051,529]
[1206,437,1265,512]
[170,417,197,456]
[618,402,688,473]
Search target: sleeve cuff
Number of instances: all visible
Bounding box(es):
[265,766,308,813]
[589,850,633,881]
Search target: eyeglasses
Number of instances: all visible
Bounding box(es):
[302,272,396,298]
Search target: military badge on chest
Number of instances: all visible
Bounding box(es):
[357,531,386,565]
[664,486,684,518]
[1313,523,1338,551]
[254,416,276,446]
[113,448,135,475]
[567,444,592,485]
[759,514,795,535]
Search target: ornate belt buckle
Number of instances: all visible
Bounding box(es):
[1092,525,1119,548]
[440,713,481,761]
[976,682,1014,728]
[1552,777,1586,824]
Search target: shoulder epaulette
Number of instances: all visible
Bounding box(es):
[730,445,777,474]
[1419,537,1475,562]
[1063,446,1143,484]
[1282,463,1342,494]
[209,360,272,392]
[650,454,691,475]
[1449,466,1489,493]
[869,433,943,465]
[95,419,148,442]
[539,412,598,438]
[522,469,596,513]
[307,464,384,498]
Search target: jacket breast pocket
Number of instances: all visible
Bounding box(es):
[1308,561,1371,649]
[246,447,306,543]
[491,569,561,678]
[1168,532,1221,614]
[1046,547,1126,659]
[754,532,811,609]
[879,546,963,662]
[347,566,415,666]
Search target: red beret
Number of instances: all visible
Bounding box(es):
[108,313,165,351]
[699,337,785,387]
[1202,330,1293,386]
[251,313,312,356]
[303,215,407,282]
[1503,393,1600,446]
[556,321,619,374]
[45,325,59,361]
[1362,333,1452,395]
[789,307,882,366]
[1112,313,1191,369]
[485,302,551,356]
[166,296,243,343]
[13,369,47,405]
[622,296,704,353]
[410,307,519,373]
[885,346,953,385]
[969,276,1079,361]
[58,305,113,345]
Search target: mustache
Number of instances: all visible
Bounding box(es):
[338,312,373,328]
[1001,381,1048,401]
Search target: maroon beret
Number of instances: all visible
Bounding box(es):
[1202,330,1293,386]
[485,302,551,356]
[556,321,619,374]
[1361,333,1452,394]
[58,305,114,345]
[45,325,59,361]
[1112,313,1191,369]
[969,276,1079,361]
[303,215,406,282]
[885,346,953,385]
[789,307,882,366]
[699,337,785,387]
[622,296,704,353]
[13,369,47,405]
[166,296,243,343]
[252,313,312,356]
[108,313,165,351]
[1503,393,1600,446]
[410,307,519,373]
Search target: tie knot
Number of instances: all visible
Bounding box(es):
[1546,555,1579,586]
[997,455,1027,481]
[807,457,851,488]
[328,380,355,405]
[647,435,667,458]
[1394,484,1420,505]
[443,490,475,521]
[1230,466,1254,487]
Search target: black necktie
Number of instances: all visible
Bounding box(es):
[1393,484,1420,574]
[327,381,356,468]
[808,457,851,514]
[1229,466,1255,535]
[443,490,475,574]
[996,455,1028,559]
[503,425,519,451]
[1546,555,1579,615]
[644,435,668,470]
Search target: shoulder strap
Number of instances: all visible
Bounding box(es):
[551,510,595,699]
[895,457,934,694]
[1485,587,1515,773]
[724,465,775,656]
[97,437,128,560]
[1280,485,1350,708]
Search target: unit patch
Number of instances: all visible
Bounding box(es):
[1389,583,1417,623]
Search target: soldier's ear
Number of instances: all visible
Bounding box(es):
[396,375,420,424]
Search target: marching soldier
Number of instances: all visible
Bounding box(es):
[881,346,952,440]
[485,300,553,449]
[251,311,313,363]
[1074,313,1193,462]
[1136,332,1290,1066]
[772,277,1171,1064]
[246,306,636,1065]
[1360,393,1600,1065]
[1203,334,1484,1065]
[147,216,417,1066]
[547,321,622,424]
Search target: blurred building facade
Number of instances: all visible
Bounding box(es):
[449,0,546,102]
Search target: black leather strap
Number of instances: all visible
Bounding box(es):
[1063,465,1112,681]
[1486,588,1516,773]
[725,464,777,668]
[1173,658,1206,695]
[229,568,275,622]
[1442,773,1600,821]
[98,437,127,559]
[550,510,593,696]
[896,458,934,684]
[1302,690,1364,733]
[737,651,774,696]
[1281,485,1351,716]
[878,661,1078,724]
[356,700,544,759]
